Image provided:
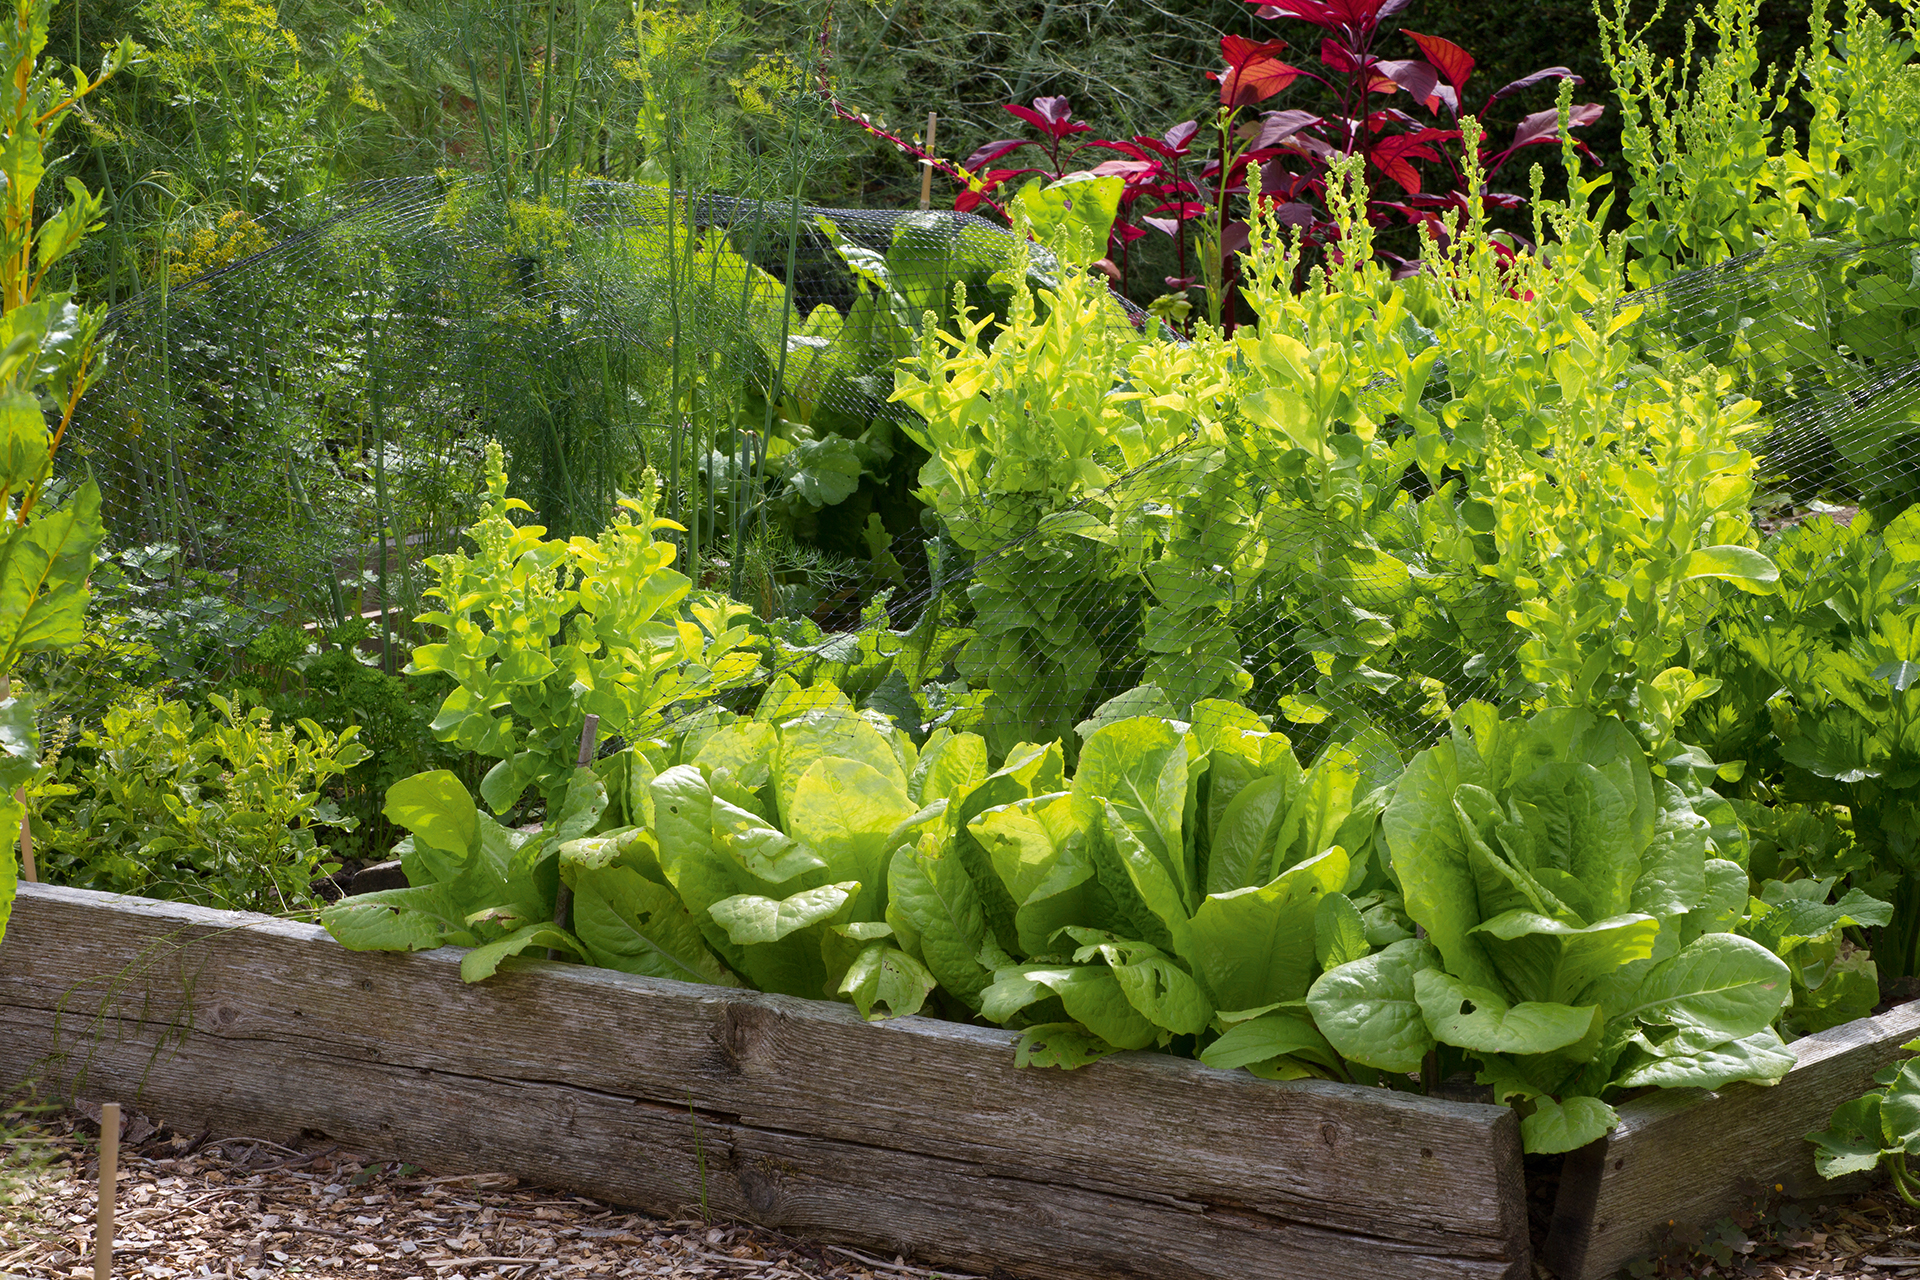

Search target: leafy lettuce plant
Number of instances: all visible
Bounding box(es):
[958,698,1394,1074]
[406,441,763,816]
[1309,705,1793,1154]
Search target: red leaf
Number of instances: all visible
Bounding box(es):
[1368,133,1440,194]
[1254,0,1399,35]
[1401,30,1474,93]
[1004,97,1090,140]
[1320,37,1365,75]
[1161,120,1201,153]
[964,138,1034,171]
[1216,56,1303,107]
[1222,35,1291,68]
[1089,157,1163,184]
[1485,67,1581,107]
[1504,101,1604,153]
[1251,108,1323,149]
[1142,217,1182,238]
[1376,58,1439,106]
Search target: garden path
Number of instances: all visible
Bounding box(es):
[2,1108,1917,1280]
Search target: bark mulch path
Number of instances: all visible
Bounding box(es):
[0,1108,972,1280]
[7,1106,1920,1280]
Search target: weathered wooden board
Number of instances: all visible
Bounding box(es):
[0,883,1532,1280]
[1545,999,1920,1280]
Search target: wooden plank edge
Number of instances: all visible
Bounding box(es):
[1,882,1536,1277]
[0,999,1529,1280]
[1544,998,1920,1280]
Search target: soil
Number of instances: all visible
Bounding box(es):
[4,1106,1920,1280]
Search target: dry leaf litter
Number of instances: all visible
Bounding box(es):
[0,1109,973,1280]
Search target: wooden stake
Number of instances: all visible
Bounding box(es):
[0,673,33,883]
[919,112,938,211]
[95,1102,119,1280]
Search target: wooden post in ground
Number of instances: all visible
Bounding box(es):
[95,1101,119,1280]
[919,113,938,211]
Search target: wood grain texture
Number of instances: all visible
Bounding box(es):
[1545,999,1920,1280]
[0,883,1532,1280]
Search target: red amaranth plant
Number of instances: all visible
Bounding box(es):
[918,0,1603,328]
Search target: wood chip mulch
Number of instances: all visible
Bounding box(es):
[8,1107,1920,1280]
[0,1108,972,1280]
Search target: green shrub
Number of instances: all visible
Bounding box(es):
[32,691,368,913]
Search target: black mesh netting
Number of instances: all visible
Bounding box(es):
[38,175,1920,760]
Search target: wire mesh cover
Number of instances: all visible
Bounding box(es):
[49,174,1920,758]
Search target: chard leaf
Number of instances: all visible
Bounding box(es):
[838,942,938,1019]
[1521,1095,1619,1154]
[1075,717,1191,900]
[459,922,586,983]
[709,881,858,945]
[1386,742,1505,990]
[1188,847,1347,1011]
[1682,858,1750,946]
[1044,964,1160,1050]
[1507,763,1637,921]
[1015,1022,1122,1069]
[653,765,753,966]
[908,730,989,804]
[1275,747,1360,878]
[383,770,478,877]
[987,964,1160,1051]
[1614,1028,1796,1090]
[1095,940,1212,1036]
[1206,771,1294,894]
[1199,1009,1333,1071]
[887,837,997,1009]
[692,720,778,792]
[1413,969,1603,1056]
[1100,797,1195,955]
[1315,891,1371,970]
[1612,932,1791,1040]
[981,964,1073,1023]
[1306,937,1439,1074]
[1631,780,1710,919]
[571,864,738,985]
[952,741,1068,956]
[1473,911,1660,1006]
[785,756,917,922]
[775,707,907,825]
[321,883,477,952]
[969,792,1098,954]
[711,795,828,884]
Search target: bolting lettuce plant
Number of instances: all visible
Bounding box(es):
[405,441,764,817]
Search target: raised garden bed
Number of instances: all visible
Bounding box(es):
[3,882,1917,1280]
[1543,998,1920,1280]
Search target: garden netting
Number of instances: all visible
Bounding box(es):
[41,174,1920,764]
